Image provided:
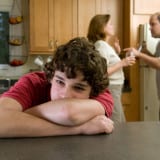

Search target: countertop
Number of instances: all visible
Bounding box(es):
[0,121,160,160]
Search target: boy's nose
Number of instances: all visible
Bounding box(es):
[61,88,73,98]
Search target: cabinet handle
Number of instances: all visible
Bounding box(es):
[145,106,149,110]
[49,40,53,49]
[54,40,58,49]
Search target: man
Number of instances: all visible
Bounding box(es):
[0,37,114,138]
[124,12,160,118]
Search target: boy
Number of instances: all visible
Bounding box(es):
[0,37,114,137]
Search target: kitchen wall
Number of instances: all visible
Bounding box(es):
[0,0,12,11]
[0,0,47,78]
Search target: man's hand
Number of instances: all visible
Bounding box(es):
[80,115,114,135]
[123,47,140,57]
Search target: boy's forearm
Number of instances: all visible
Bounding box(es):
[25,99,105,126]
[0,108,81,138]
[0,108,113,138]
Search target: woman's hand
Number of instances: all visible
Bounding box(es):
[121,56,136,67]
[113,37,121,54]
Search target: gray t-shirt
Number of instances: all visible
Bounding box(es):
[155,41,160,98]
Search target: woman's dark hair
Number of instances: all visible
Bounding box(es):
[44,37,109,97]
[87,14,111,43]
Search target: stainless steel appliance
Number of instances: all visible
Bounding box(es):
[139,23,159,121]
[0,79,18,94]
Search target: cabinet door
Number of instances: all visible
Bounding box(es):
[77,0,99,37]
[77,0,118,37]
[30,0,77,53]
[30,0,51,52]
[52,0,77,47]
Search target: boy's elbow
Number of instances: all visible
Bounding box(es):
[59,104,80,126]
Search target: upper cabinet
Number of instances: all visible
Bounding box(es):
[77,0,101,37]
[29,0,123,54]
[77,0,123,42]
[29,0,77,53]
[30,0,51,52]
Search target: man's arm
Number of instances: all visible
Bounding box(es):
[124,47,160,69]
[0,97,113,138]
[138,53,160,69]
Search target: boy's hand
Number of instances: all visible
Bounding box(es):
[80,115,114,135]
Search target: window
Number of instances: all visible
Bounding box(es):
[0,12,9,64]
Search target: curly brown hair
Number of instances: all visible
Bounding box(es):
[44,37,109,97]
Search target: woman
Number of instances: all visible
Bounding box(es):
[87,14,135,123]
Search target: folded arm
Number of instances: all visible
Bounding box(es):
[25,98,106,126]
[0,97,113,138]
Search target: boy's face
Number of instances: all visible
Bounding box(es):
[50,70,92,100]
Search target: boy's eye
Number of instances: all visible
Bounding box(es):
[74,86,85,91]
[56,80,64,85]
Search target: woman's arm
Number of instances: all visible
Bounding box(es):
[113,37,121,54]
[95,41,135,76]
[107,56,136,75]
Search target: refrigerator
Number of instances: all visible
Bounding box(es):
[139,23,159,121]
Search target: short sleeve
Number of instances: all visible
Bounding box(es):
[92,89,113,118]
[1,72,50,111]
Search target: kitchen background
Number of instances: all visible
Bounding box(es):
[0,0,48,78]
